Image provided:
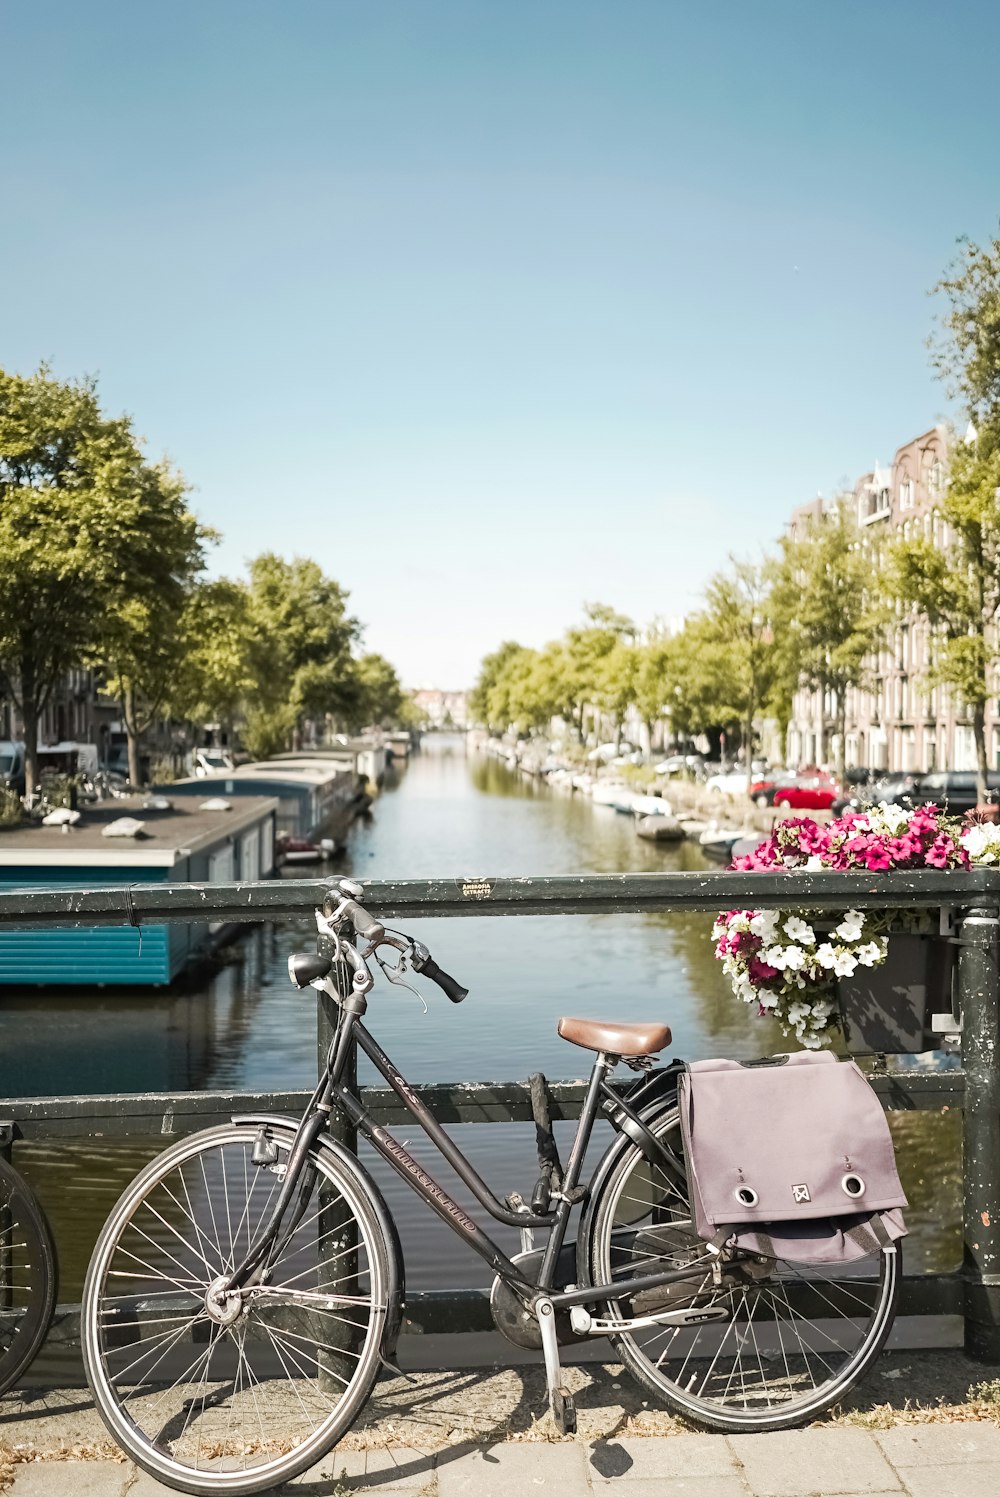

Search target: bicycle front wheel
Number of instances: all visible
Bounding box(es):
[82,1124,394,1496]
[0,1156,58,1397]
[582,1105,899,1432]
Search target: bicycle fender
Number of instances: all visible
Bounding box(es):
[232,1113,406,1357]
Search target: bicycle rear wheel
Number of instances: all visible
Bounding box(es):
[82,1123,394,1496]
[0,1156,57,1397]
[582,1105,899,1432]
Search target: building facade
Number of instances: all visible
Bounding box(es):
[786,424,1000,775]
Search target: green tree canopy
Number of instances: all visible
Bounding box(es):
[769,498,885,779]
[243,554,361,758]
[0,366,205,793]
[889,435,1000,801]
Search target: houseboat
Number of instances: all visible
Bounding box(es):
[0,795,277,987]
[163,759,360,848]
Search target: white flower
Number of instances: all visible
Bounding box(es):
[962,823,1000,864]
[758,992,778,1010]
[856,940,884,967]
[786,1001,810,1025]
[782,945,807,971]
[815,943,838,970]
[803,855,825,871]
[835,910,865,942]
[783,917,816,946]
[800,1032,823,1050]
[749,910,780,939]
[871,803,910,835]
[764,945,789,970]
[833,951,858,978]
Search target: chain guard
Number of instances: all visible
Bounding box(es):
[489,1244,577,1350]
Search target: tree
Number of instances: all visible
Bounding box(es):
[769,498,885,780]
[563,603,635,742]
[889,435,1000,803]
[165,579,258,746]
[631,635,676,757]
[700,560,776,788]
[97,462,209,783]
[243,554,361,756]
[351,653,405,730]
[929,232,1000,445]
[469,641,525,731]
[0,366,204,795]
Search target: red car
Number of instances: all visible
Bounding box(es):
[753,775,839,811]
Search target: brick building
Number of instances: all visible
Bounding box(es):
[785,424,999,775]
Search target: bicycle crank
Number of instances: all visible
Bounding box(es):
[568,1303,730,1336]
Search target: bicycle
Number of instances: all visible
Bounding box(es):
[0,1150,58,1398]
[80,877,900,1495]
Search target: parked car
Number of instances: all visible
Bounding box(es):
[0,740,26,796]
[705,769,752,796]
[914,770,1000,817]
[758,775,840,811]
[831,772,924,816]
[654,754,705,777]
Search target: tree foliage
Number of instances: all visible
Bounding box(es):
[0,366,206,792]
[768,499,885,778]
[889,436,1000,800]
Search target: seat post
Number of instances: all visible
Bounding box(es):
[536,1052,613,1289]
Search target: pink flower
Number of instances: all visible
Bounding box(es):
[749,956,780,983]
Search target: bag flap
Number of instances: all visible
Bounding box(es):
[680,1052,907,1228]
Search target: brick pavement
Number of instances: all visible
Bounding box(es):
[7,1423,1000,1496]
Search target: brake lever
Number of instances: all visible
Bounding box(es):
[375,948,427,1013]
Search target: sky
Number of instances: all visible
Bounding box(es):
[2,2,999,688]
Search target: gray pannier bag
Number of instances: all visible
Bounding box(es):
[677,1051,907,1265]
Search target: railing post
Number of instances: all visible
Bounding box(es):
[960,903,1000,1361]
[316,913,359,1390]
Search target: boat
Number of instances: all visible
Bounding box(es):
[697,824,745,864]
[635,813,685,842]
[629,794,673,818]
[276,832,324,865]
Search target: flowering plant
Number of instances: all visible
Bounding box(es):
[713,802,1000,1048]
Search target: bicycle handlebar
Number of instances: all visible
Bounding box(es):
[317,888,469,1004]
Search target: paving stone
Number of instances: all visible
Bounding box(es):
[588,1434,740,1481]
[294,1445,435,1488]
[726,1428,902,1496]
[11,1462,128,1497]
[875,1421,1000,1466]
[436,1442,589,1496]
[584,1483,750,1497]
[892,1466,999,1497]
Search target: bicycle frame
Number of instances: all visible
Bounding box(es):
[313,998,701,1316]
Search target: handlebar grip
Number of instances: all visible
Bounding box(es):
[416,955,469,1004]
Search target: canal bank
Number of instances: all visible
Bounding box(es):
[6,735,963,1376]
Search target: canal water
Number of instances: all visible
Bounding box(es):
[9,735,959,1348]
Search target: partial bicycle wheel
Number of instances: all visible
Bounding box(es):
[581,1105,899,1432]
[0,1156,58,1397]
[82,1123,396,1496]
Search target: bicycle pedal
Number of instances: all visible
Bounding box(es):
[550,1386,577,1435]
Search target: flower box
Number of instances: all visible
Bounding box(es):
[836,933,954,1055]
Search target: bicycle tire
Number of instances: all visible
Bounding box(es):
[0,1155,58,1398]
[580,1103,899,1432]
[82,1123,395,1496]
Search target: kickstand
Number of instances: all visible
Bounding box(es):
[380,1353,419,1386]
[535,1296,577,1435]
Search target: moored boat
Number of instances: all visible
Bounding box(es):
[635,813,685,842]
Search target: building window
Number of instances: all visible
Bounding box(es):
[928,460,945,497]
[899,479,914,510]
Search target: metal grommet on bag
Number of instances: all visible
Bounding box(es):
[735,1186,759,1208]
[841,1173,866,1198]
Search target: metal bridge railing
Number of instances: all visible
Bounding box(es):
[0,870,996,1358]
